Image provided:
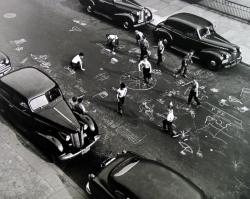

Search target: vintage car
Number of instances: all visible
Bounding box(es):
[86,151,207,199]
[0,67,100,161]
[0,51,11,77]
[80,0,152,30]
[153,13,242,70]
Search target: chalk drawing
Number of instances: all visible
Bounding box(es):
[228,96,242,104]
[30,54,51,68]
[73,18,87,26]
[210,88,219,93]
[161,89,180,97]
[139,99,155,121]
[129,59,137,64]
[15,47,24,52]
[120,71,157,91]
[10,38,27,46]
[173,130,190,139]
[94,72,110,81]
[240,88,250,102]
[203,102,243,129]
[176,79,186,86]
[116,125,146,144]
[110,57,118,64]
[235,106,249,113]
[64,65,76,75]
[92,91,108,98]
[232,160,242,171]
[74,85,87,94]
[156,98,165,105]
[193,69,214,79]
[3,13,16,19]
[176,103,196,118]
[117,44,126,50]
[20,57,29,64]
[128,48,140,54]
[69,26,82,32]
[219,99,230,107]
[178,141,193,155]
[152,69,162,75]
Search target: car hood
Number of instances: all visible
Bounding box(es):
[202,33,239,52]
[38,100,80,132]
[115,0,144,12]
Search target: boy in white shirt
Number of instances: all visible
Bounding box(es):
[115,82,127,115]
[71,52,85,71]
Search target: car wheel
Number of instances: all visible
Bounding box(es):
[122,19,132,30]
[86,4,93,13]
[207,59,220,71]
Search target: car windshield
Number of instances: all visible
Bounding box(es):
[199,26,214,38]
[29,87,61,111]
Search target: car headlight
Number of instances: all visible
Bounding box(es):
[83,124,88,130]
[5,59,10,64]
[59,132,71,141]
[223,53,230,59]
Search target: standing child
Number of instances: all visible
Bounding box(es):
[114,82,127,116]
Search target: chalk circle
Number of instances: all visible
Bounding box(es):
[120,71,157,91]
[3,13,16,19]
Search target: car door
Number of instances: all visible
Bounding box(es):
[0,85,33,132]
[183,27,204,53]
[96,0,115,15]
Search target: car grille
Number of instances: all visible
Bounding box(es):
[138,10,145,23]
[0,63,11,77]
[71,131,85,148]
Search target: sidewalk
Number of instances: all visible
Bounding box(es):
[139,0,250,65]
[0,118,85,199]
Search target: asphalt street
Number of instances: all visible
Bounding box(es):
[0,0,250,199]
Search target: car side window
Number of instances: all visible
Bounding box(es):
[184,27,199,40]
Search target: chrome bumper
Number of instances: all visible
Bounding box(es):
[134,19,153,27]
[59,135,101,161]
[224,56,242,68]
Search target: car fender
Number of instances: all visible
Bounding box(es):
[79,113,97,132]
[87,0,95,6]
[114,13,135,23]
[199,49,223,62]
[154,27,173,42]
[37,132,64,153]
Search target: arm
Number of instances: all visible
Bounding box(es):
[138,62,142,71]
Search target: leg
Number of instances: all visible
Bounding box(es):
[167,121,173,136]
[182,66,187,77]
[188,91,194,105]
[162,119,167,130]
[194,94,201,105]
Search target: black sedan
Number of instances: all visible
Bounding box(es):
[0,67,100,161]
[0,51,11,77]
[153,13,242,70]
[80,0,152,30]
[86,151,207,199]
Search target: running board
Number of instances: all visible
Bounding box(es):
[170,46,199,59]
[94,11,113,21]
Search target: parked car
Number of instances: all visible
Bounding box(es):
[0,67,100,161]
[86,151,207,199]
[153,12,242,70]
[0,51,11,77]
[80,0,152,30]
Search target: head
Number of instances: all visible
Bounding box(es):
[120,82,126,89]
[79,52,84,58]
[189,51,194,56]
[135,30,139,34]
[106,34,110,38]
[77,97,83,103]
[169,101,173,109]
[143,55,148,60]
[72,96,77,102]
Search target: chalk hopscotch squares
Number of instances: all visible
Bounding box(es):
[197,102,243,145]
[116,125,146,145]
[94,72,110,81]
[139,99,155,121]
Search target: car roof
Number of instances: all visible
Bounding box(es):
[0,67,56,99]
[110,155,206,199]
[167,12,212,29]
